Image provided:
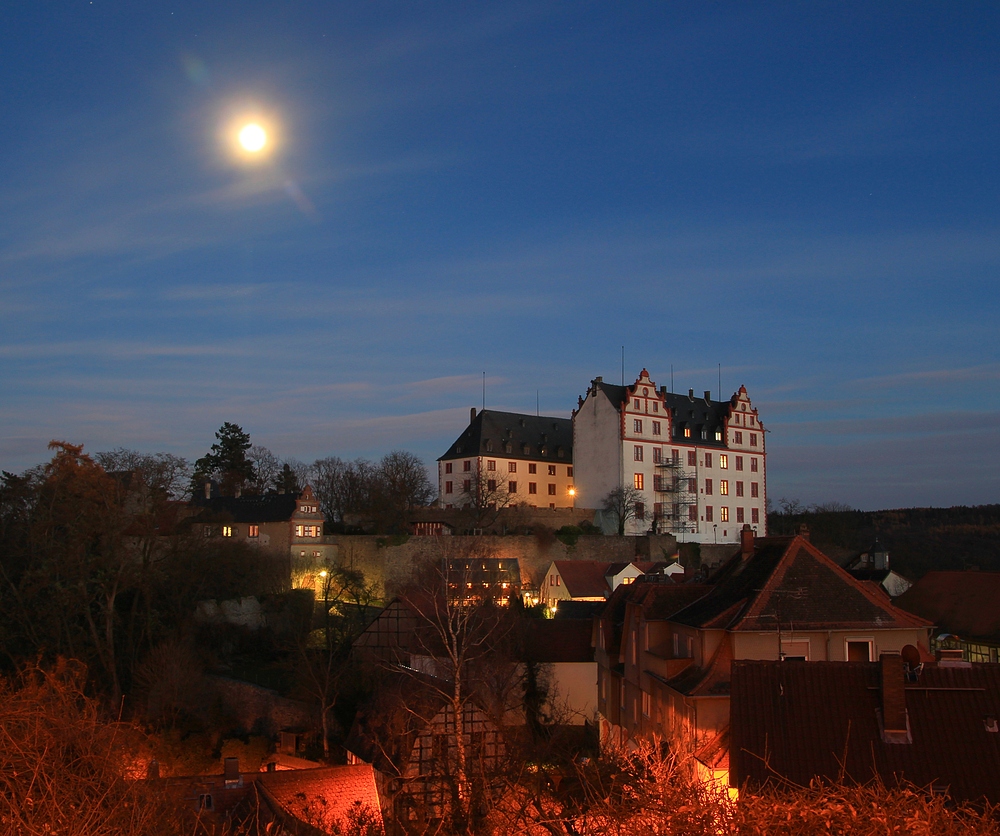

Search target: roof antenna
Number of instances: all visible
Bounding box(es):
[482,371,486,411]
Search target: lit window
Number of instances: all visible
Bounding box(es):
[508,461,516,472]
[634,473,644,490]
[528,463,537,474]
[736,481,744,497]
[548,465,556,476]
[634,445,643,462]
[751,458,759,472]
[705,506,713,522]
[715,431,723,441]
[487,460,496,471]
[652,421,661,435]
[736,456,744,471]
[222,525,233,537]
[508,481,517,494]
[548,484,556,495]
[445,481,453,494]
[248,525,259,538]
[529,482,537,494]
[705,453,713,468]
[720,507,729,522]
[684,428,691,438]
[720,480,728,496]
[445,462,453,474]
[705,479,712,495]
[719,454,728,469]
[752,507,759,523]
[295,525,304,537]
[751,482,759,497]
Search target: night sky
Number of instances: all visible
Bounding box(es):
[2,3,997,510]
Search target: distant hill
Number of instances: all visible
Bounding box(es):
[767,505,1000,581]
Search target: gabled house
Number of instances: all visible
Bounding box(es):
[895,570,1000,662]
[189,485,336,572]
[540,560,656,610]
[595,525,933,757]
[730,655,1000,804]
[520,618,597,724]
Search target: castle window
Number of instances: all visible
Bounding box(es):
[750,434,758,446]
[736,456,744,471]
[719,454,728,469]
[752,507,759,523]
[487,460,496,471]
[705,479,713,495]
[508,461,516,472]
[464,460,472,471]
[737,507,745,523]
[222,525,233,537]
[705,453,712,468]
[446,481,453,494]
[687,451,696,466]
[684,428,691,438]
[720,507,729,522]
[509,481,517,494]
[736,481,744,497]
[248,525,259,538]
[548,465,556,476]
[734,431,743,444]
[445,462,453,473]
[634,419,642,433]
[751,458,758,472]
[652,421,661,435]
[705,506,713,522]
[529,463,537,474]
[751,482,759,497]
[634,473,644,490]
[634,445,643,462]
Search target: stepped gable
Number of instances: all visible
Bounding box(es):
[895,570,1000,644]
[439,408,572,462]
[672,535,931,632]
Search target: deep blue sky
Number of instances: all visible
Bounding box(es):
[2,3,998,510]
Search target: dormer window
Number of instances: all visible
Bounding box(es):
[485,440,493,453]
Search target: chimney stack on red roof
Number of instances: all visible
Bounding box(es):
[880,653,909,740]
[741,523,755,560]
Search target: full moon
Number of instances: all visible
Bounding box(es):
[238,123,267,152]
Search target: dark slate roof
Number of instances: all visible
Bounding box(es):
[896,571,1000,645]
[663,391,731,448]
[671,535,931,632]
[730,659,1000,803]
[189,492,300,523]
[438,409,572,463]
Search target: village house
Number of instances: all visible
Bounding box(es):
[539,559,662,611]
[594,525,934,769]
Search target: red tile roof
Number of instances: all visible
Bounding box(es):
[730,660,1000,803]
[895,571,1000,644]
[554,561,615,598]
[256,765,382,834]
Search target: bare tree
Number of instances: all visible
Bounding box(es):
[602,485,645,535]
[456,466,524,531]
[246,444,281,494]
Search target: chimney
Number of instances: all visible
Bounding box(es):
[204,481,211,500]
[797,524,810,541]
[223,756,242,788]
[688,388,695,401]
[704,390,712,404]
[880,653,909,741]
[471,407,477,424]
[936,648,971,667]
[740,523,754,560]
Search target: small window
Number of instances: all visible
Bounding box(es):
[634,399,640,409]
[528,463,537,474]
[684,428,691,438]
[222,525,233,537]
[750,434,758,446]
[751,458,759,472]
[463,460,472,472]
[567,466,573,477]
[445,462,453,474]
[635,502,645,521]
[652,447,662,463]
[198,794,214,811]
[634,473,644,491]
[736,481,744,497]
[634,445,643,462]
[445,481,453,494]
[463,479,471,493]
[487,479,497,492]
[719,480,728,496]
[736,456,744,471]
[719,454,728,469]
[705,479,712,495]
[248,525,259,538]
[688,478,697,493]
[705,453,712,468]
[734,431,743,444]
[701,429,708,440]
[720,506,729,522]
[736,507,745,522]
[548,484,556,495]
[652,421,661,435]
[715,431,723,441]
[751,482,759,497]
[634,419,642,433]
[487,460,496,471]
[508,461,516,472]
[528,482,537,494]
[752,507,759,524]
[687,450,696,466]
[705,506,713,522]
[846,640,873,662]
[548,465,556,476]
[508,481,517,494]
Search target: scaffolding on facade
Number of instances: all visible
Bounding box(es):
[652,454,698,536]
